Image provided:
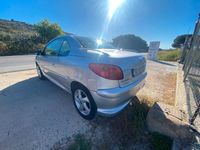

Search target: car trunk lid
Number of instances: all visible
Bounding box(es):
[93,49,146,87]
[77,48,146,87]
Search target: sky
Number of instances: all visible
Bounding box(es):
[0,0,200,49]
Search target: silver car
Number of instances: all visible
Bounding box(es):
[35,35,147,120]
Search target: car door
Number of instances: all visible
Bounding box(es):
[52,38,72,92]
[39,38,63,81]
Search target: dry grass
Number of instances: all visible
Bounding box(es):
[87,97,153,150]
[157,49,180,62]
[138,61,177,106]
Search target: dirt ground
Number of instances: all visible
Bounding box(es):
[138,60,177,105]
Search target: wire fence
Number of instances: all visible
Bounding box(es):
[182,15,200,125]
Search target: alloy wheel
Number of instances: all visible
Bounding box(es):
[74,89,91,115]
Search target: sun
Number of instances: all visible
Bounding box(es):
[108,0,124,20]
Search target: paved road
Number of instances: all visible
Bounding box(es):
[0,55,36,73]
[0,53,147,74]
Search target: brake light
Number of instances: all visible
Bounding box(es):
[89,63,123,80]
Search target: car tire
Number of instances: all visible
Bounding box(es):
[36,63,45,80]
[72,84,97,120]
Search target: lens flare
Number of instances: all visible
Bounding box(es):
[99,0,125,43]
[108,0,124,20]
[96,39,102,46]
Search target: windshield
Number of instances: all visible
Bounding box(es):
[75,36,116,49]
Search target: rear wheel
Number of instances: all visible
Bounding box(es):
[72,84,97,120]
[36,64,45,79]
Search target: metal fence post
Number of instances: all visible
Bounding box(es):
[190,102,200,125]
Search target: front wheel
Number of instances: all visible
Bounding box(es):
[72,84,97,120]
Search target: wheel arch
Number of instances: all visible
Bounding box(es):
[70,80,97,120]
[71,81,89,93]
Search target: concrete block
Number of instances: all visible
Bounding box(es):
[147,102,196,144]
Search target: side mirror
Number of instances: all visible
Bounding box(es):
[35,49,42,55]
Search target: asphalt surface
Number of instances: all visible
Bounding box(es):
[0,55,36,73]
[0,72,91,150]
[0,53,93,149]
[0,53,147,74]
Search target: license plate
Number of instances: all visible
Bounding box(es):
[132,66,144,77]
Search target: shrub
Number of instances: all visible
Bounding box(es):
[0,41,7,49]
[35,20,63,43]
[0,41,8,55]
[0,35,45,56]
[0,19,63,55]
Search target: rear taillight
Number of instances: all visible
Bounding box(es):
[89,63,123,80]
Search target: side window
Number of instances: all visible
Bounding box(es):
[59,40,70,56]
[43,38,63,56]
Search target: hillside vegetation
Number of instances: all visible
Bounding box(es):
[0,19,63,56]
[0,19,149,55]
[0,19,38,55]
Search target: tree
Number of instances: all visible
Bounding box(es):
[35,20,63,43]
[172,34,192,48]
[112,34,148,52]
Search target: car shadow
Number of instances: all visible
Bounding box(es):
[0,77,152,149]
[0,77,92,150]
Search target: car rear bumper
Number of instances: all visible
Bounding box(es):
[90,72,147,117]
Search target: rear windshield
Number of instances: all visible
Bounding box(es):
[75,36,115,49]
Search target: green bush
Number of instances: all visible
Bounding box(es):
[112,34,148,52]
[0,36,45,56]
[36,20,63,43]
[150,132,173,150]
[0,41,7,49]
[0,41,8,54]
[0,19,63,56]
[0,33,11,41]
[157,49,180,61]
